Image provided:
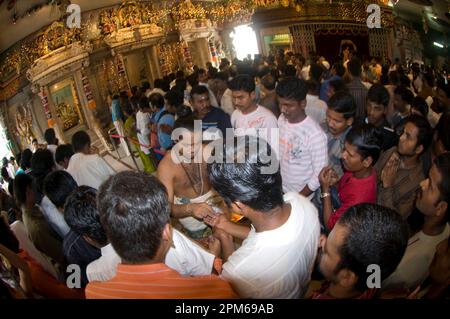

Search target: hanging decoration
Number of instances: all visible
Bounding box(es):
[180,41,194,73]
[208,38,219,68]
[115,53,130,93]
[38,86,55,127]
[81,69,97,110]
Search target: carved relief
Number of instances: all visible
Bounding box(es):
[14,102,35,148]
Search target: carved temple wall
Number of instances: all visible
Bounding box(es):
[0,0,231,152]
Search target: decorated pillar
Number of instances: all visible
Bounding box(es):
[78,68,112,151]
[197,38,212,68]
[115,52,131,93]
[181,40,194,73]
[38,85,65,144]
[208,37,219,68]
[144,46,160,83]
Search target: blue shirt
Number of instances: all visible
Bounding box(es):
[111,99,122,122]
[202,107,232,140]
[155,108,175,150]
[320,75,340,103]
[63,230,101,287]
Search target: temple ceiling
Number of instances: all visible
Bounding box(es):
[0,0,448,54]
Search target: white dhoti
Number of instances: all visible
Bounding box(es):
[174,190,216,233]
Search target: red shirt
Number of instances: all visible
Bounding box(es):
[327,169,377,230]
[312,281,377,299]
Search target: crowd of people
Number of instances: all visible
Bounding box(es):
[0,49,449,299]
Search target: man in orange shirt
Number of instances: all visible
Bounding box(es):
[85,171,237,299]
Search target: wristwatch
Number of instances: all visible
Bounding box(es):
[320,192,331,199]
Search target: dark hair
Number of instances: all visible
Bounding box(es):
[328,91,356,119]
[435,112,450,152]
[197,68,207,76]
[97,172,170,263]
[388,71,400,86]
[333,62,346,77]
[276,77,307,102]
[348,57,362,77]
[72,131,91,153]
[260,74,276,91]
[436,77,450,99]
[154,78,164,89]
[148,93,165,110]
[165,89,184,107]
[64,186,107,246]
[175,78,187,91]
[306,79,320,95]
[367,83,390,108]
[175,70,185,79]
[30,149,55,202]
[43,170,78,209]
[404,114,433,155]
[434,153,450,223]
[44,128,57,145]
[310,63,324,82]
[0,217,19,253]
[208,136,283,212]
[394,86,414,104]
[190,85,209,99]
[20,149,32,170]
[55,144,74,165]
[345,124,382,164]
[336,203,409,292]
[228,75,255,93]
[329,79,348,94]
[186,74,198,88]
[173,114,196,132]
[13,173,33,207]
[411,96,429,117]
[1,167,9,180]
[283,65,297,77]
[137,96,149,111]
[32,138,38,144]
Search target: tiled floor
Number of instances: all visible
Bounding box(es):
[102,142,145,173]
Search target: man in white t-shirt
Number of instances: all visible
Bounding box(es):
[205,136,320,298]
[67,131,116,190]
[276,77,328,198]
[229,75,278,145]
[382,153,450,291]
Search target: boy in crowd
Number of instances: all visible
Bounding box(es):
[277,77,328,198]
[323,91,356,179]
[364,83,398,151]
[319,124,382,231]
[229,75,278,146]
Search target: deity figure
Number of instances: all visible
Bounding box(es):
[118,1,142,28]
[99,9,118,35]
[15,103,35,147]
[339,40,357,64]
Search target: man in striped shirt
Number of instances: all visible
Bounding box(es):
[276,77,328,198]
[86,171,237,299]
[346,57,368,121]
